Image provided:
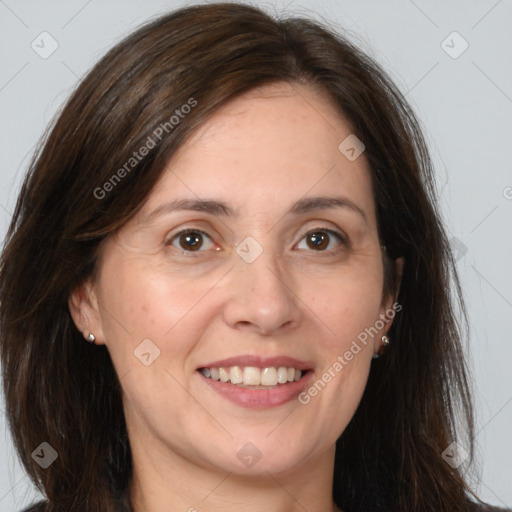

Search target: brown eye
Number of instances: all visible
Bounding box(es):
[307,231,329,250]
[297,229,346,253]
[168,229,214,252]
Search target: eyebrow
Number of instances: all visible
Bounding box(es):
[142,195,367,225]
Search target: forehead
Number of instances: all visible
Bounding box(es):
[176,82,352,162]
[137,82,376,228]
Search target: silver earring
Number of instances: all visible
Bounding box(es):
[87,333,95,344]
[373,335,390,359]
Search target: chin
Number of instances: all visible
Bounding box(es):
[216,433,314,476]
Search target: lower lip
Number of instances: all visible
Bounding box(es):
[197,370,313,409]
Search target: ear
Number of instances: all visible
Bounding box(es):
[68,279,105,345]
[379,256,405,328]
[374,257,404,355]
[392,257,404,304]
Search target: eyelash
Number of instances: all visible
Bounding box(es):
[166,227,348,256]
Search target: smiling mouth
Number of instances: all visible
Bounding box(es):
[198,366,310,388]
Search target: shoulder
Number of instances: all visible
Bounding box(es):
[19,500,47,512]
[467,500,512,512]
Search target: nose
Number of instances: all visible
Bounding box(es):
[222,243,302,336]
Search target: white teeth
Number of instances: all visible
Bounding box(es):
[243,366,261,385]
[229,366,243,384]
[261,367,277,386]
[200,365,307,386]
[277,366,288,384]
[219,367,230,382]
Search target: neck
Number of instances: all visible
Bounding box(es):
[129,435,340,512]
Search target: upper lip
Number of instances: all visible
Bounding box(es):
[198,355,313,370]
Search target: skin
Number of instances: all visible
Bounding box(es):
[69,82,402,512]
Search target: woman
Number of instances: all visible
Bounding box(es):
[1,3,509,511]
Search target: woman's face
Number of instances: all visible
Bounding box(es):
[72,82,399,477]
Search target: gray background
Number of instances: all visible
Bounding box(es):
[0,0,511,510]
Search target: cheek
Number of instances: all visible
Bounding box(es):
[97,256,217,375]
[98,263,203,423]
[100,257,179,333]
[307,265,384,350]
[300,267,383,423]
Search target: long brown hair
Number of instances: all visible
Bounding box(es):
[1,3,479,511]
